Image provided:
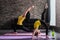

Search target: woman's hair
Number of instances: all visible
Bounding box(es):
[26,11,30,19]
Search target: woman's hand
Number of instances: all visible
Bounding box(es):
[22,5,35,17]
[27,5,35,11]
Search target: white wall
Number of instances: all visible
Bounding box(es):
[50,0,56,26]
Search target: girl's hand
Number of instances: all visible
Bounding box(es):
[28,5,35,11]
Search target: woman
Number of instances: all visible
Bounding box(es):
[32,19,41,40]
[12,5,35,33]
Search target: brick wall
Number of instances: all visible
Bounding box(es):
[0,0,47,29]
[56,0,60,27]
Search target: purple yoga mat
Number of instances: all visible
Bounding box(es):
[0,33,52,39]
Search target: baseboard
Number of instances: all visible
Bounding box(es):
[49,26,60,33]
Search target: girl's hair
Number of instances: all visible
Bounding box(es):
[26,11,30,19]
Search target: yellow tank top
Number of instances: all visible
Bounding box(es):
[17,15,25,25]
[34,20,41,29]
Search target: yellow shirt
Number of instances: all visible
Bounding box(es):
[17,15,25,25]
[34,20,41,29]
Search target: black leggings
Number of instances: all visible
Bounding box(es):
[40,20,49,35]
[12,20,48,35]
[12,25,31,32]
